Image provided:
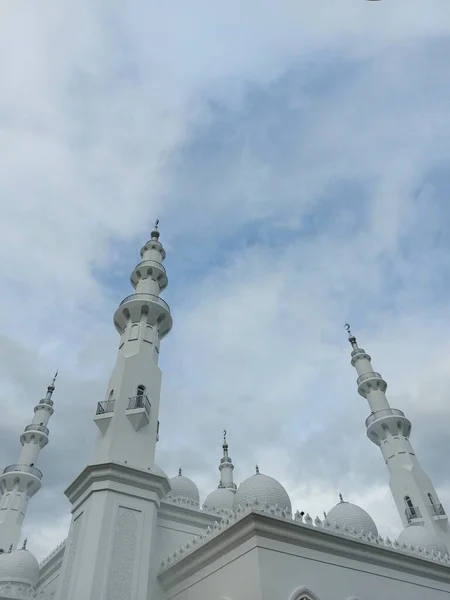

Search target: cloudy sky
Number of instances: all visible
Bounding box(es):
[2,0,450,561]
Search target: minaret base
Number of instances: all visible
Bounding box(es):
[57,462,170,600]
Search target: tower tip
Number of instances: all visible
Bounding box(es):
[151,219,160,240]
[223,429,228,449]
[345,323,358,347]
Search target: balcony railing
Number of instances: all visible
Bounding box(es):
[3,464,43,479]
[119,293,170,314]
[357,372,383,387]
[128,395,151,415]
[38,398,53,406]
[134,260,166,276]
[96,399,116,415]
[405,505,422,523]
[430,503,446,517]
[365,408,406,428]
[24,424,49,435]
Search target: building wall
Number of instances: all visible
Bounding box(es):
[161,536,450,600]
[258,539,450,600]
[162,538,262,600]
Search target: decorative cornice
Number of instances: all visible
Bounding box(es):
[159,500,218,528]
[65,462,170,508]
[158,502,450,590]
[39,538,66,569]
[162,494,200,510]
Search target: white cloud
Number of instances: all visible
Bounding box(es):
[1,0,450,560]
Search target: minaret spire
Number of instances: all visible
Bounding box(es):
[217,430,237,491]
[59,223,172,599]
[0,374,58,552]
[346,325,449,546]
[91,221,172,467]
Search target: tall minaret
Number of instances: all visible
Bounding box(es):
[218,430,237,491]
[0,374,57,552]
[345,324,449,542]
[58,223,172,600]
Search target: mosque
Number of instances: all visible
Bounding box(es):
[1,224,450,599]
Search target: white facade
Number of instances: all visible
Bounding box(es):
[1,228,450,600]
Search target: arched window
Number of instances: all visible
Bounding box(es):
[129,323,139,341]
[405,495,417,519]
[137,385,146,397]
[289,587,320,600]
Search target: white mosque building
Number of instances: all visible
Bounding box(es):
[1,224,450,600]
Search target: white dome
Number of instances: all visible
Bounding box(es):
[0,549,40,586]
[167,472,200,505]
[398,525,448,555]
[203,488,235,514]
[150,464,168,479]
[326,500,378,537]
[234,472,291,513]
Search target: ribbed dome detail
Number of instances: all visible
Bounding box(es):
[398,525,448,555]
[167,473,200,505]
[326,501,378,537]
[203,488,235,514]
[234,472,291,513]
[0,549,40,586]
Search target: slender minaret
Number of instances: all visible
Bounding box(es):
[218,430,237,491]
[345,324,449,541]
[0,374,57,552]
[58,223,172,600]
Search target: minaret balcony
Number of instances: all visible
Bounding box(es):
[405,505,423,524]
[20,424,49,448]
[34,400,54,415]
[114,293,172,338]
[24,424,49,435]
[365,408,412,445]
[130,260,168,291]
[429,503,447,520]
[94,399,116,434]
[1,464,42,496]
[126,395,151,431]
[357,371,387,397]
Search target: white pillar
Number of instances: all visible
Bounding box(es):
[0,376,57,552]
[58,223,173,600]
[346,326,450,545]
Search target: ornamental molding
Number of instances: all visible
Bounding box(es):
[158,501,218,528]
[158,502,450,590]
[38,538,66,580]
[64,462,170,509]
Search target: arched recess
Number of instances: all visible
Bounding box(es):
[289,587,320,600]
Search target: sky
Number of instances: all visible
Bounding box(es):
[1,0,450,561]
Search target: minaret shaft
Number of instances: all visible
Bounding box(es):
[218,432,237,491]
[0,378,57,552]
[59,223,172,600]
[347,328,449,543]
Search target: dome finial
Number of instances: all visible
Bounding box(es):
[178,467,182,476]
[255,464,260,474]
[8,544,12,553]
[222,429,228,450]
[339,492,344,503]
[151,219,160,240]
[22,538,27,550]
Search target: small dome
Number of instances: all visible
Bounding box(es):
[0,549,40,586]
[167,470,200,505]
[203,488,235,514]
[234,471,291,513]
[326,499,378,537]
[398,525,448,555]
[150,464,168,479]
